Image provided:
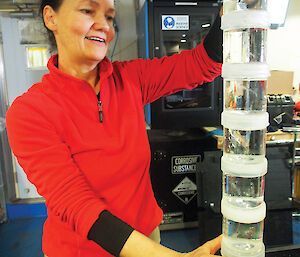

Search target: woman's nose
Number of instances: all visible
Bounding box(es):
[93,14,110,32]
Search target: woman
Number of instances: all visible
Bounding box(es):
[5,0,223,256]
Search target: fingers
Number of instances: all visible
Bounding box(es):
[190,235,222,257]
[203,235,222,255]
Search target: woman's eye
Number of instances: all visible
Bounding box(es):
[106,16,114,22]
[81,9,93,14]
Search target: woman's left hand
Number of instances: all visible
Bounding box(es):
[182,235,222,257]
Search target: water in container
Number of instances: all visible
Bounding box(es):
[223,174,265,208]
[223,128,266,160]
[224,80,267,111]
[222,234,264,256]
[222,218,264,256]
[223,0,267,14]
[224,28,267,63]
[223,217,264,241]
[221,198,266,256]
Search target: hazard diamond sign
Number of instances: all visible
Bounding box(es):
[172,177,197,205]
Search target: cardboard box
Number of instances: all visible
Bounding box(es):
[267,70,294,95]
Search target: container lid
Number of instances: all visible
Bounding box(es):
[221,236,265,257]
[222,63,270,80]
[221,10,269,30]
[222,199,266,223]
[221,156,267,177]
[222,111,269,130]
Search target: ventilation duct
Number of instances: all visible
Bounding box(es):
[0,1,39,10]
[0,0,39,16]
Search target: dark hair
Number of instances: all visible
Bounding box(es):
[39,0,63,50]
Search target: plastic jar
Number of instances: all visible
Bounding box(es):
[224,28,267,63]
[222,111,268,161]
[221,200,266,257]
[223,63,270,112]
[222,63,269,112]
[222,233,265,257]
[223,0,267,14]
[224,79,267,111]
[223,128,266,159]
[222,10,269,64]
[222,156,267,208]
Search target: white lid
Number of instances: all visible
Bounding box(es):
[222,199,266,223]
[222,63,270,80]
[221,156,267,177]
[221,236,265,257]
[222,111,269,130]
[221,10,270,30]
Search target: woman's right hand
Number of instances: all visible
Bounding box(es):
[181,235,222,257]
[120,229,222,257]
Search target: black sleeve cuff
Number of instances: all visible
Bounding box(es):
[203,13,223,63]
[87,210,134,256]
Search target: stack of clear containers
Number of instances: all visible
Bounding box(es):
[221,1,270,257]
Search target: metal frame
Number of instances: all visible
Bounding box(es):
[282,126,300,201]
[0,25,19,203]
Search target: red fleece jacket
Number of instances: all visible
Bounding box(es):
[5,42,221,257]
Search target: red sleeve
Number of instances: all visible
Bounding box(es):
[5,96,105,238]
[120,42,222,105]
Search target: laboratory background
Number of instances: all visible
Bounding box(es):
[1,0,300,257]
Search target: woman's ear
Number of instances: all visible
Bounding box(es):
[43,5,57,32]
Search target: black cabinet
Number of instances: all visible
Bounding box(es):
[148,129,217,228]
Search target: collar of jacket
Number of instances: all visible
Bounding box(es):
[43,54,113,93]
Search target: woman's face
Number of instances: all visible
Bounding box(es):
[46,0,115,64]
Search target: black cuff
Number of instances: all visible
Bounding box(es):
[203,13,223,63]
[87,210,134,256]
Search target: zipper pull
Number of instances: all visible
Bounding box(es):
[98,100,103,123]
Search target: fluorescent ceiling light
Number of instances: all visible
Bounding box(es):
[182,34,186,37]
[202,23,211,28]
[268,0,290,28]
[10,11,34,17]
[175,2,197,6]
[180,39,187,43]
[13,0,39,3]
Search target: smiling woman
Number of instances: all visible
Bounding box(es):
[5,0,224,256]
[42,0,115,89]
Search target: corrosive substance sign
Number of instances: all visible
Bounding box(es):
[172,177,197,205]
[171,155,201,174]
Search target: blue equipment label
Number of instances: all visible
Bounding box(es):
[161,15,189,30]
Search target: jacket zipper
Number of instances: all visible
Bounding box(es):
[97,92,103,123]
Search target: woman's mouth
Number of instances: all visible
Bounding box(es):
[85,36,106,43]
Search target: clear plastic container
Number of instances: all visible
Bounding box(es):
[223,128,266,160]
[223,218,264,241]
[221,200,266,256]
[224,80,267,111]
[223,174,265,208]
[223,0,267,14]
[221,235,265,257]
[224,28,267,64]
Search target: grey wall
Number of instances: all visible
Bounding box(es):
[109,0,139,61]
[0,16,47,199]
[0,43,7,118]
[1,16,48,106]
